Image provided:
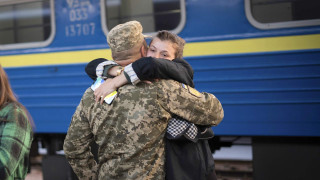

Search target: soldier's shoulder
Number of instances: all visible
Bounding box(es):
[83,87,94,96]
[154,80,181,96]
[81,87,94,102]
[156,79,179,87]
[157,80,202,97]
[118,83,136,93]
[84,87,93,93]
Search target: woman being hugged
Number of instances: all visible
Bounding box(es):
[0,65,33,180]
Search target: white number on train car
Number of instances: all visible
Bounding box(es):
[69,8,88,22]
[65,23,95,37]
[65,0,95,37]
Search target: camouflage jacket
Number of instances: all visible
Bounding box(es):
[63,80,224,180]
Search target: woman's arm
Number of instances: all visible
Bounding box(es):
[85,57,195,102]
[131,57,194,87]
[85,57,194,86]
[85,58,118,80]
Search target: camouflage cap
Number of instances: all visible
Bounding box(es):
[107,21,145,52]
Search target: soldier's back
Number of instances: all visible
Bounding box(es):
[85,82,169,179]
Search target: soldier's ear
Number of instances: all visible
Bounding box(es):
[140,45,147,57]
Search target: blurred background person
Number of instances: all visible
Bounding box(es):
[0,64,34,180]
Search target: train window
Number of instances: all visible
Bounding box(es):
[0,0,55,50]
[101,0,186,35]
[245,0,320,29]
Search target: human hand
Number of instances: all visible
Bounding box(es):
[94,78,117,104]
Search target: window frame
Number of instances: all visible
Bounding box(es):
[245,0,320,30]
[0,0,55,50]
[100,0,186,36]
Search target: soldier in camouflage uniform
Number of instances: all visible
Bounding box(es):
[63,21,224,180]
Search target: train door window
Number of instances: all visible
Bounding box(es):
[101,0,186,35]
[0,0,55,50]
[245,0,320,29]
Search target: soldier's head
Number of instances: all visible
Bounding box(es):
[147,30,185,60]
[107,21,148,66]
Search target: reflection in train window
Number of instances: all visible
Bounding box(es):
[245,0,320,29]
[102,0,186,34]
[0,0,52,46]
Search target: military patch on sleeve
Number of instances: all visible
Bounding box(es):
[181,83,202,97]
[188,86,202,97]
[181,83,188,90]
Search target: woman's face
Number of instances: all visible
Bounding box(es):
[147,37,176,60]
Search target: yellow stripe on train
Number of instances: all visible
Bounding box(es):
[1,34,320,68]
[0,49,113,68]
[184,33,320,56]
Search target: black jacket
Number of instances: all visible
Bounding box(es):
[85,57,195,87]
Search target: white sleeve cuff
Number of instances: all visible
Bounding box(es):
[124,63,140,85]
[96,60,118,78]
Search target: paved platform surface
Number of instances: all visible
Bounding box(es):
[26,165,42,180]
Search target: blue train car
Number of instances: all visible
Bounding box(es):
[1,0,320,178]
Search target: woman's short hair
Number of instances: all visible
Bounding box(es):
[153,30,185,59]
